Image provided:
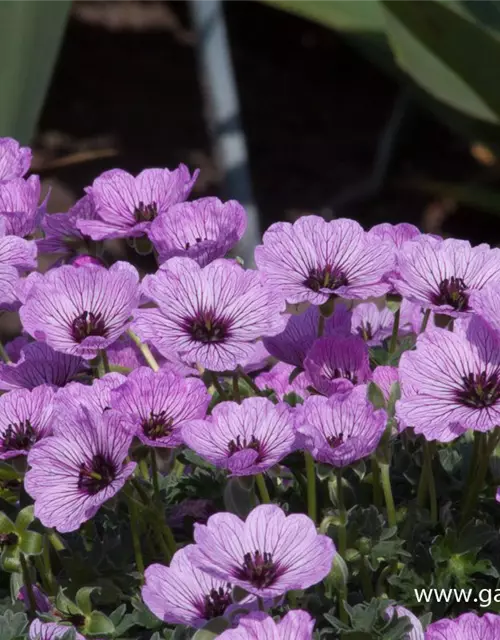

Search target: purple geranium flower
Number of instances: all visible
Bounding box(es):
[143,545,247,628]
[368,222,421,247]
[182,397,296,476]
[149,197,247,266]
[0,175,46,237]
[188,504,335,598]
[426,612,500,639]
[0,137,31,181]
[256,362,309,401]
[218,611,314,639]
[470,283,500,336]
[295,385,387,466]
[25,408,136,532]
[29,620,85,640]
[383,605,424,640]
[18,584,51,614]
[263,303,351,368]
[304,335,371,396]
[393,236,500,316]
[351,303,394,346]
[77,165,198,240]
[20,262,140,359]
[254,216,394,305]
[111,366,209,448]
[0,217,37,309]
[0,342,87,391]
[372,366,399,403]
[38,194,98,256]
[133,257,285,372]
[397,317,500,440]
[55,373,126,419]
[0,385,55,460]
[167,499,216,533]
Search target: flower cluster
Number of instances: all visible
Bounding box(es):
[1,136,500,639]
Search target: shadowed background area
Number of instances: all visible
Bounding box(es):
[31,0,498,248]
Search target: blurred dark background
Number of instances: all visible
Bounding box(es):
[32,0,497,244]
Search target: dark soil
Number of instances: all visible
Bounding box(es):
[35,0,500,244]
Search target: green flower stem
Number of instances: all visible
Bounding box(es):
[388,307,401,354]
[127,330,160,371]
[139,458,150,482]
[317,313,325,338]
[379,462,397,528]
[255,473,271,504]
[461,428,500,527]
[304,452,317,523]
[126,492,144,575]
[465,431,482,489]
[100,349,110,374]
[419,309,431,333]
[232,373,241,403]
[425,441,438,525]
[237,369,263,396]
[20,553,36,619]
[335,466,349,625]
[371,456,382,509]
[335,466,347,559]
[131,478,175,561]
[41,535,57,595]
[210,371,228,400]
[47,529,65,552]
[0,341,11,363]
[416,454,429,508]
[150,450,160,503]
[360,556,374,600]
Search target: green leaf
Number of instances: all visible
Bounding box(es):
[368,382,387,410]
[14,506,34,532]
[381,0,500,123]
[1,546,20,573]
[264,0,386,33]
[85,611,115,637]
[19,531,42,556]
[0,512,15,534]
[0,1,72,142]
[75,586,100,616]
[56,590,84,617]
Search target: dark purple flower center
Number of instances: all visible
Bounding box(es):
[78,453,117,495]
[237,550,280,589]
[326,368,357,383]
[142,411,174,440]
[202,584,232,619]
[456,371,500,408]
[304,265,348,292]
[185,237,207,250]
[188,310,229,344]
[134,201,158,223]
[327,432,346,448]
[227,435,260,456]
[1,420,37,453]
[0,533,18,547]
[71,311,109,343]
[432,276,469,311]
[358,322,373,342]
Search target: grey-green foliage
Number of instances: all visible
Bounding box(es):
[264,0,500,148]
[0,1,71,143]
